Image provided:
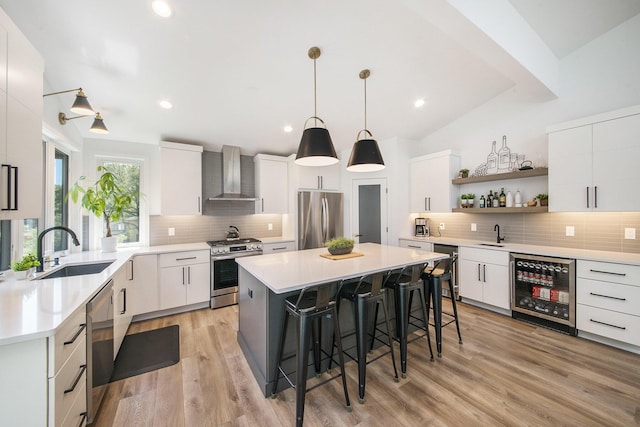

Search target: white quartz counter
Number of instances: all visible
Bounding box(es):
[399,236,640,266]
[236,242,448,294]
[0,242,209,346]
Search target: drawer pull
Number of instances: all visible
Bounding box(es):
[77,412,87,427]
[589,269,626,277]
[64,364,87,394]
[589,292,626,301]
[176,256,197,261]
[271,246,287,251]
[64,324,86,346]
[408,245,421,249]
[589,319,626,330]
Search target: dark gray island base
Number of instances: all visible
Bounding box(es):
[235,243,448,397]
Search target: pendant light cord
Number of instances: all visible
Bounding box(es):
[313,56,317,126]
[363,77,367,131]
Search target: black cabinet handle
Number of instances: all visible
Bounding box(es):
[176,256,197,261]
[586,186,590,209]
[1,164,17,211]
[64,364,87,394]
[63,324,86,345]
[271,246,287,251]
[589,269,626,277]
[594,186,598,208]
[120,288,127,314]
[589,292,626,301]
[77,412,87,427]
[589,318,626,330]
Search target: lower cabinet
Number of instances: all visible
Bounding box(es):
[398,238,433,252]
[262,241,295,254]
[459,247,510,310]
[130,254,159,316]
[576,260,640,347]
[112,263,133,356]
[159,250,210,310]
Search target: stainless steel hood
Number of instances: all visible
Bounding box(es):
[208,145,259,201]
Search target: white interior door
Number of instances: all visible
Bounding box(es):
[351,178,388,245]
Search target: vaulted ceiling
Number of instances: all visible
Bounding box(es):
[2,0,639,155]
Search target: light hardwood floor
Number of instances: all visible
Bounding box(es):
[93,301,640,427]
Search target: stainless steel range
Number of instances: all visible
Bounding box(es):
[208,238,263,308]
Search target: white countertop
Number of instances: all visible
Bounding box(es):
[399,236,640,266]
[0,242,209,346]
[236,242,448,294]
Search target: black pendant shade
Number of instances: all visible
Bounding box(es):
[347,136,385,172]
[295,118,338,166]
[69,89,94,116]
[90,112,109,134]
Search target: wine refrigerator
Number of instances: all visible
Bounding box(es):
[511,253,577,336]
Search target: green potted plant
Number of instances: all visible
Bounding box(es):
[67,165,139,252]
[536,193,549,207]
[325,237,355,255]
[467,193,476,208]
[459,168,469,178]
[460,193,469,208]
[11,253,40,280]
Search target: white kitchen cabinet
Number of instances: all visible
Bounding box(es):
[160,141,203,215]
[290,156,341,191]
[398,238,433,252]
[409,150,460,213]
[159,250,210,310]
[576,260,640,347]
[262,240,295,253]
[130,254,159,316]
[459,247,510,310]
[548,108,640,212]
[112,263,132,356]
[255,154,288,213]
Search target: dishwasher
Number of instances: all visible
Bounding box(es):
[86,280,114,424]
[433,244,459,300]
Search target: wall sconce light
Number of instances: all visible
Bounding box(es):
[59,112,109,134]
[43,87,95,116]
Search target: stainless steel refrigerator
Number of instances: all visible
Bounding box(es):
[298,191,344,250]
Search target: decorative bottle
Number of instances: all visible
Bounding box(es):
[515,189,522,207]
[506,190,513,207]
[499,188,506,207]
[493,190,500,208]
[498,135,511,172]
[486,141,498,174]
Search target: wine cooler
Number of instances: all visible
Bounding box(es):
[511,253,577,336]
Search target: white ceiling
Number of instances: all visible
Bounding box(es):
[1,0,639,156]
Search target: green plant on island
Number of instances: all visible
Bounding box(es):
[11,253,41,272]
[325,237,355,249]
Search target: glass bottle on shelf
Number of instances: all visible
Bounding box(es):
[479,194,486,208]
[487,141,498,174]
[492,190,500,208]
[498,135,511,172]
[499,187,506,207]
[506,190,513,207]
[515,189,522,207]
[487,190,494,208]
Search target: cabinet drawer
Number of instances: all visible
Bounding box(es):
[60,380,87,427]
[159,250,209,267]
[399,239,433,251]
[577,304,640,346]
[578,278,640,316]
[262,241,295,253]
[459,247,508,265]
[577,260,639,286]
[49,334,87,427]
[49,306,86,377]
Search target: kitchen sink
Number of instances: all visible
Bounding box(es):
[477,243,505,248]
[35,261,115,280]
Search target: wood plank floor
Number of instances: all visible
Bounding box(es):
[93,301,640,427]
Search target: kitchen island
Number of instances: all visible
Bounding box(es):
[235,243,448,397]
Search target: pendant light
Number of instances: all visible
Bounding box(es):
[295,47,338,167]
[347,69,385,172]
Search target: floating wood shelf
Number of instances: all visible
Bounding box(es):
[452,207,548,214]
[452,168,548,185]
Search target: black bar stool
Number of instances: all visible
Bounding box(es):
[383,263,433,378]
[271,282,351,427]
[330,272,399,404]
[422,255,462,357]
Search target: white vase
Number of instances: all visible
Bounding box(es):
[13,268,35,280]
[101,236,118,253]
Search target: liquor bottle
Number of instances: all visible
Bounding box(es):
[499,187,506,207]
[487,190,494,208]
[506,190,513,207]
[498,135,511,172]
[492,190,500,208]
[479,194,486,208]
[486,141,498,174]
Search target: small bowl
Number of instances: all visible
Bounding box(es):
[328,246,353,256]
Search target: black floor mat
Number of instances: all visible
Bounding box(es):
[110,325,180,382]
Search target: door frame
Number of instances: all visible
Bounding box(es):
[351,178,388,245]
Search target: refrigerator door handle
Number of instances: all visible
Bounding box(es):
[321,197,328,242]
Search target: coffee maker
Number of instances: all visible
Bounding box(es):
[415,217,429,237]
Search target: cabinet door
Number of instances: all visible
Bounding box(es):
[409,151,459,213]
[398,239,433,252]
[159,266,188,310]
[262,241,295,253]
[7,26,43,115]
[186,262,210,305]
[409,164,428,212]
[548,126,593,212]
[255,156,288,213]
[458,259,484,301]
[131,255,159,316]
[482,263,510,310]
[160,145,202,215]
[294,162,340,190]
[112,265,131,356]
[592,114,640,211]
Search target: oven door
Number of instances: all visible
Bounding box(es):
[211,257,239,297]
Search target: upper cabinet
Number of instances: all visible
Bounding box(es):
[0,10,44,220]
[548,107,640,212]
[409,150,460,213]
[255,154,288,214]
[160,141,203,215]
[290,155,341,191]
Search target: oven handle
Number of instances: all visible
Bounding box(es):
[211,251,263,261]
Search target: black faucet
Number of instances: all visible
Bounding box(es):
[36,226,80,272]
[494,224,505,244]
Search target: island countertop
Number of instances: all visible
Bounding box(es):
[236,242,449,294]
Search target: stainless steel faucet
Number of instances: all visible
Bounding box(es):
[494,224,505,244]
[36,226,80,272]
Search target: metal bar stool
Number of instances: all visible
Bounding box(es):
[329,272,399,403]
[383,263,433,378]
[271,282,351,427]
[422,255,462,357]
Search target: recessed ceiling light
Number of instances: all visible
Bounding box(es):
[284,125,293,133]
[414,98,425,108]
[159,99,173,109]
[152,0,172,18]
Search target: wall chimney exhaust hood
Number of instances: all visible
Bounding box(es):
[208,145,259,201]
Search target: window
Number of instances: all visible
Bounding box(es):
[100,160,141,245]
[54,150,69,251]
